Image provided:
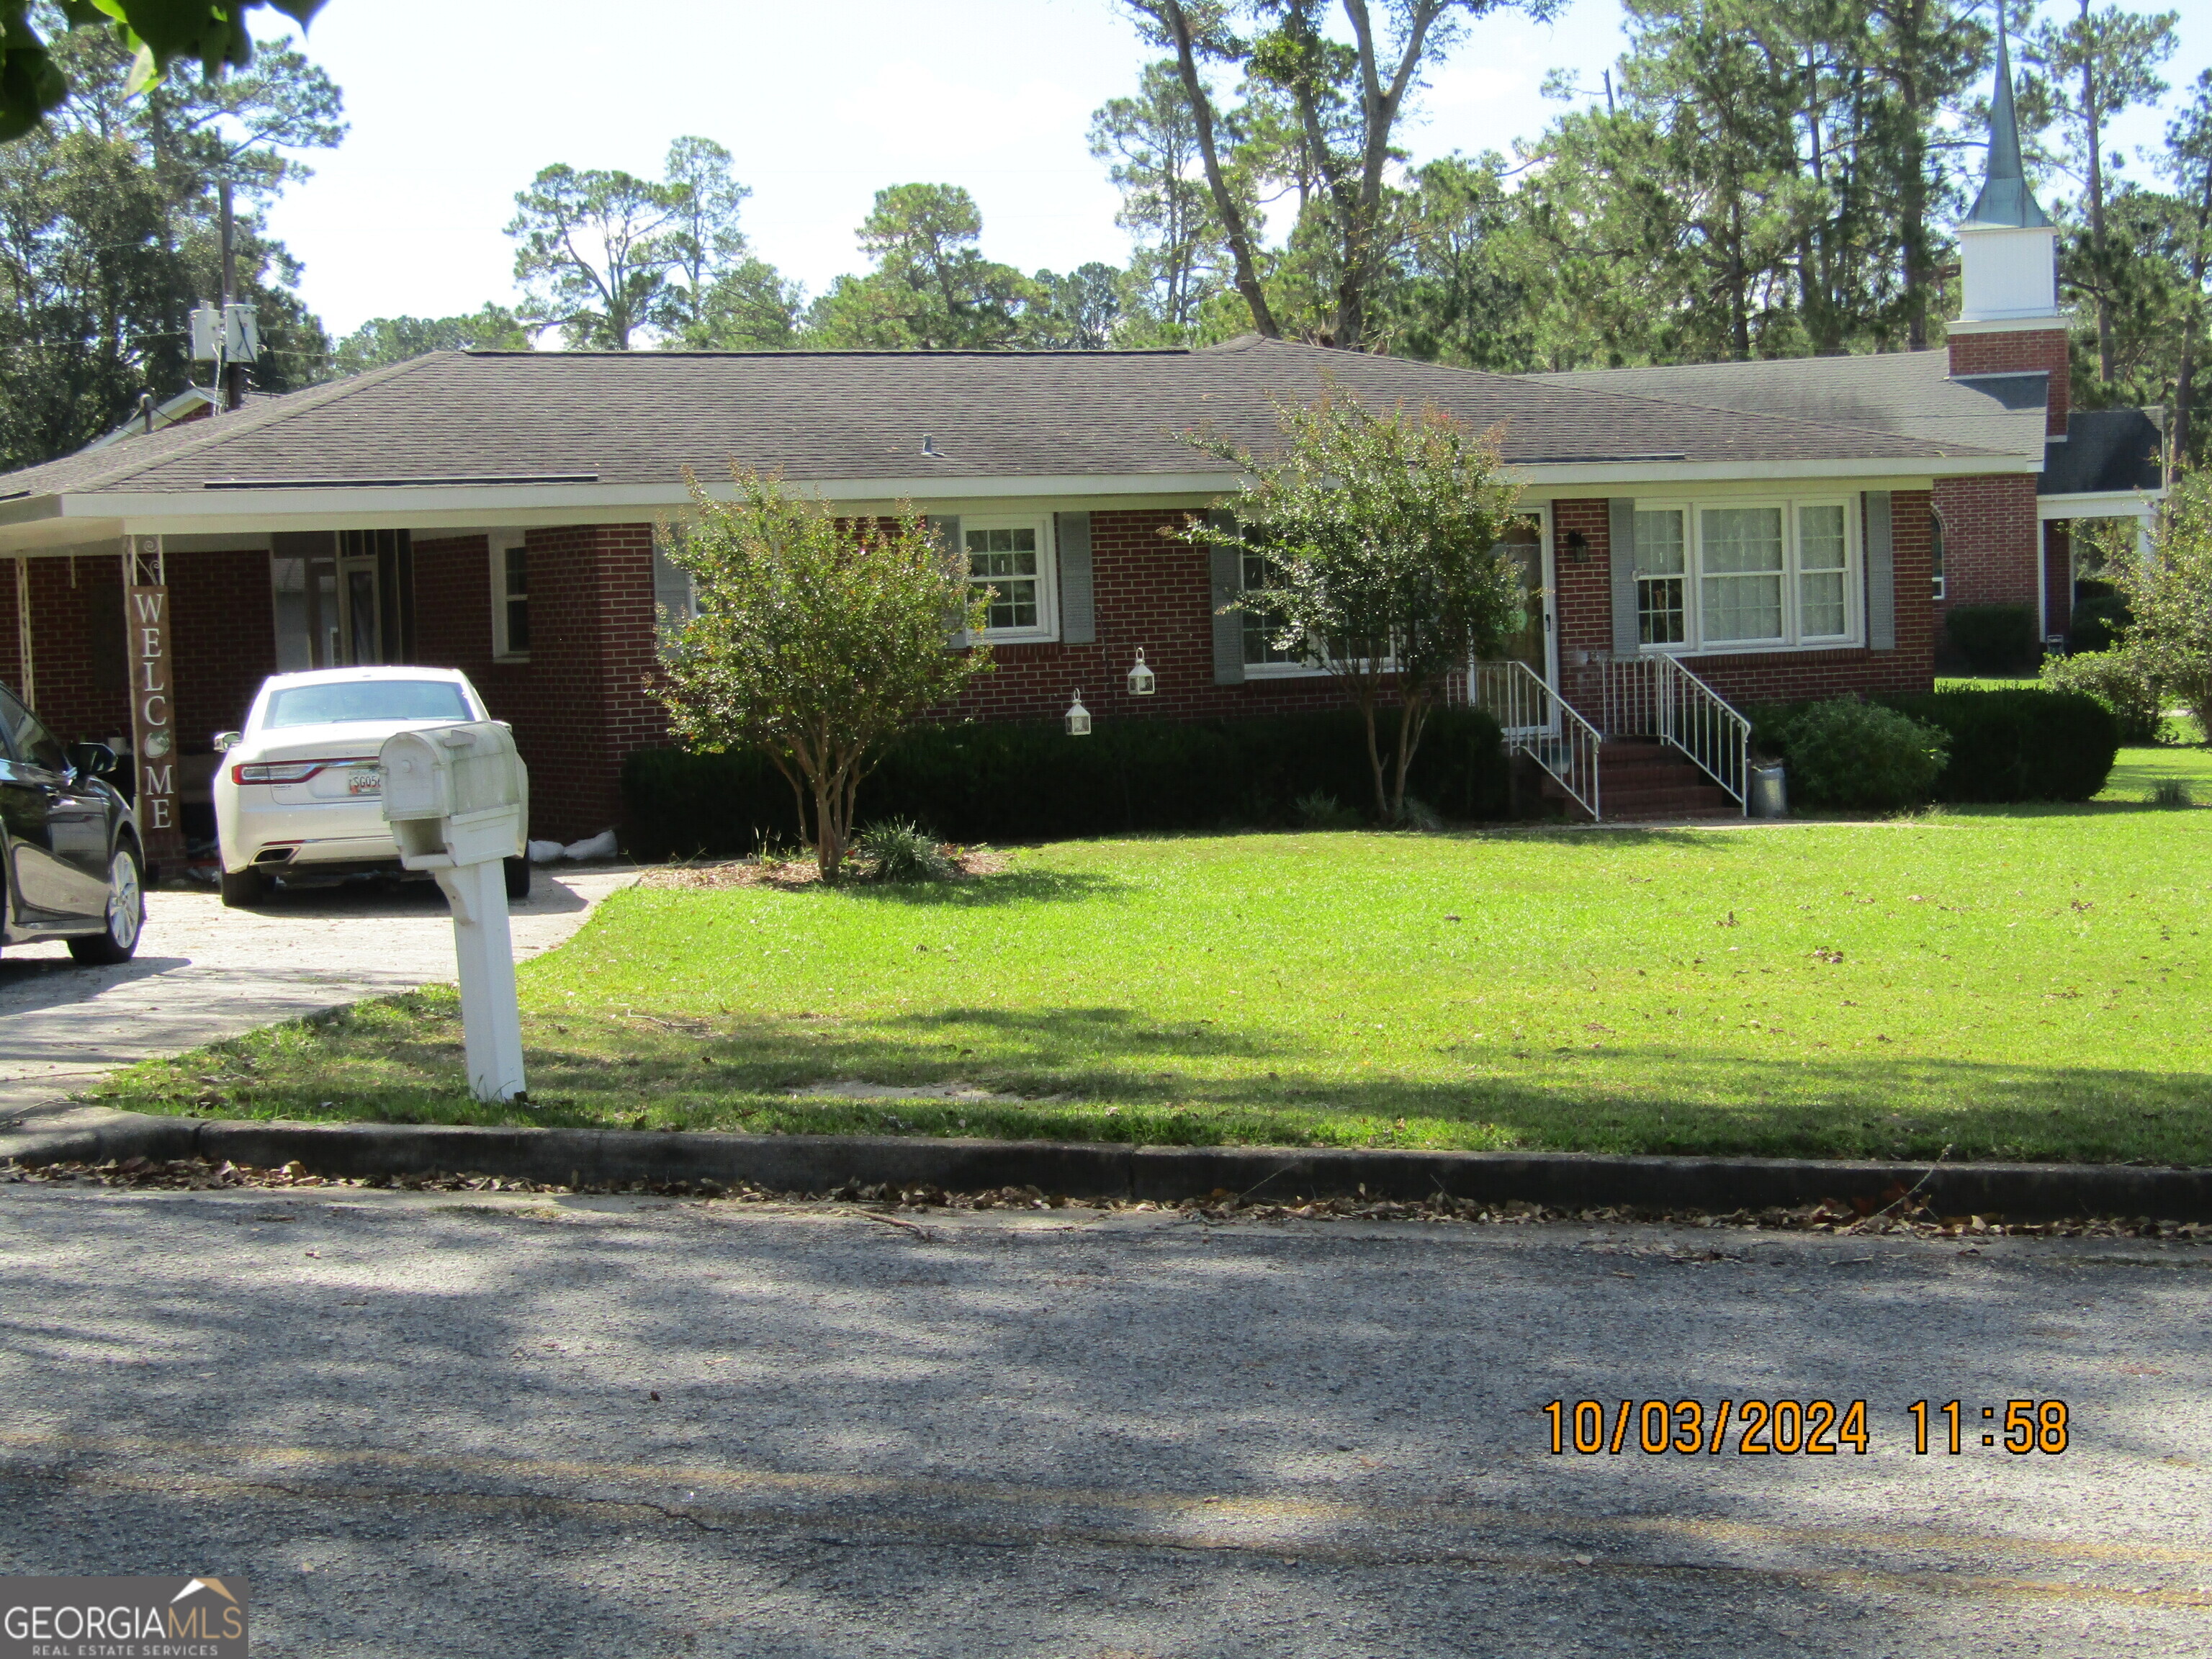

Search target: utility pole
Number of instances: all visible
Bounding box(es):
[218,180,246,412]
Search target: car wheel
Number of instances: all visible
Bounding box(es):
[503,855,531,902]
[220,866,266,909]
[68,844,144,966]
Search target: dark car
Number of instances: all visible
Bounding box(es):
[0,680,144,965]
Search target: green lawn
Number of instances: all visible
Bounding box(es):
[101,790,2212,1167]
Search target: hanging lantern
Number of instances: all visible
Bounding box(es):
[1126,648,1156,696]
[1065,690,1092,736]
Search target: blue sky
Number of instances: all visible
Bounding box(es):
[253,0,2203,339]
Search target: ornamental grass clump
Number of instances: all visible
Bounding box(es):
[857,819,957,882]
[656,467,992,883]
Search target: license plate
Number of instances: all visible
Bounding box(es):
[347,768,381,796]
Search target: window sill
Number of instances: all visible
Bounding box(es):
[1641,638,1861,658]
[1243,661,1331,680]
[492,652,531,665]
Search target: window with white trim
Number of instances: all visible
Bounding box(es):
[962,516,1056,641]
[1632,508,1686,644]
[1238,547,1323,673]
[490,534,529,660]
[1634,497,1859,653]
[652,526,697,655]
[1929,509,1946,600]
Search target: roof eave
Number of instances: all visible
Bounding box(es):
[0,451,2034,549]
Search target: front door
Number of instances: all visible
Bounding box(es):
[339,556,381,665]
[1491,513,1557,730]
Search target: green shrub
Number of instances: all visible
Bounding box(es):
[855,819,956,881]
[2149,779,2194,809]
[1944,603,2038,673]
[621,707,1511,859]
[1760,698,1948,811]
[1876,688,2119,803]
[2068,593,2131,655]
[2039,649,2163,745]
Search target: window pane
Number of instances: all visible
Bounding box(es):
[1702,574,1784,642]
[965,524,1044,630]
[504,545,529,598]
[1700,507,1784,574]
[1799,572,1846,637]
[507,598,531,654]
[1633,510,1685,576]
[1798,504,1846,570]
[1930,512,1946,599]
[1639,577,1686,644]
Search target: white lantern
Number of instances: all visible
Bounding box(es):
[1127,649,1156,696]
[1065,690,1092,737]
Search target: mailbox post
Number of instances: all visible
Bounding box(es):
[379,722,530,1102]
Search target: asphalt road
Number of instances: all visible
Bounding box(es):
[1,1184,2206,1657]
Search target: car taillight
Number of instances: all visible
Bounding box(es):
[234,761,322,784]
[233,759,372,786]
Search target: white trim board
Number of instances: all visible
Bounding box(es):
[2038,490,2163,521]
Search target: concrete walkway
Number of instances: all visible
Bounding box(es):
[0,866,637,1131]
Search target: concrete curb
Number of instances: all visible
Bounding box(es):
[5,1112,2211,1220]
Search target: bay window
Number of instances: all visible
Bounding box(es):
[1634,496,1859,653]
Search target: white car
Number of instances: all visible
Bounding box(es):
[213,666,529,908]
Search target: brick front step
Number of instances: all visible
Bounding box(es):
[1534,736,1743,822]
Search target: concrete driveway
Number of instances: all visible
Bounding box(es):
[0,867,637,1128]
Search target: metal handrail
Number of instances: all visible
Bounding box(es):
[1472,660,1604,821]
[1574,653,1750,811]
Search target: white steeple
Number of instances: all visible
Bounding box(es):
[1956,14,2061,327]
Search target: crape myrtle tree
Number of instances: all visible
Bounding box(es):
[1182,386,1525,821]
[656,468,994,883]
[2111,469,2212,742]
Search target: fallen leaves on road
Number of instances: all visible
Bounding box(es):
[4,1156,2207,1241]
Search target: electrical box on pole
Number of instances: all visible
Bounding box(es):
[379,721,531,1102]
[222,304,259,362]
[189,307,221,361]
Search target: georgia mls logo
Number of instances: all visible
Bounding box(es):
[2,1575,248,1657]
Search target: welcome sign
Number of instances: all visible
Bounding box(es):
[1,1575,248,1657]
[124,535,181,862]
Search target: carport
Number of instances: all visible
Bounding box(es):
[0,392,672,860]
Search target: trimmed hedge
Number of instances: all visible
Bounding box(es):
[1875,688,2118,803]
[622,707,1512,859]
[1750,688,2119,805]
[1755,700,1948,811]
[1944,603,2038,673]
[2040,649,2163,745]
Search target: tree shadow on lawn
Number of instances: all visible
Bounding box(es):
[145,996,2212,1164]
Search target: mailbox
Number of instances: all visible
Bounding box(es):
[380,721,528,870]
[379,721,531,1104]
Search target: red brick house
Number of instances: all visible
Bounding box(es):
[0,47,2160,853]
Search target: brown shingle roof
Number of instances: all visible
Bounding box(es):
[1,336,2009,501]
